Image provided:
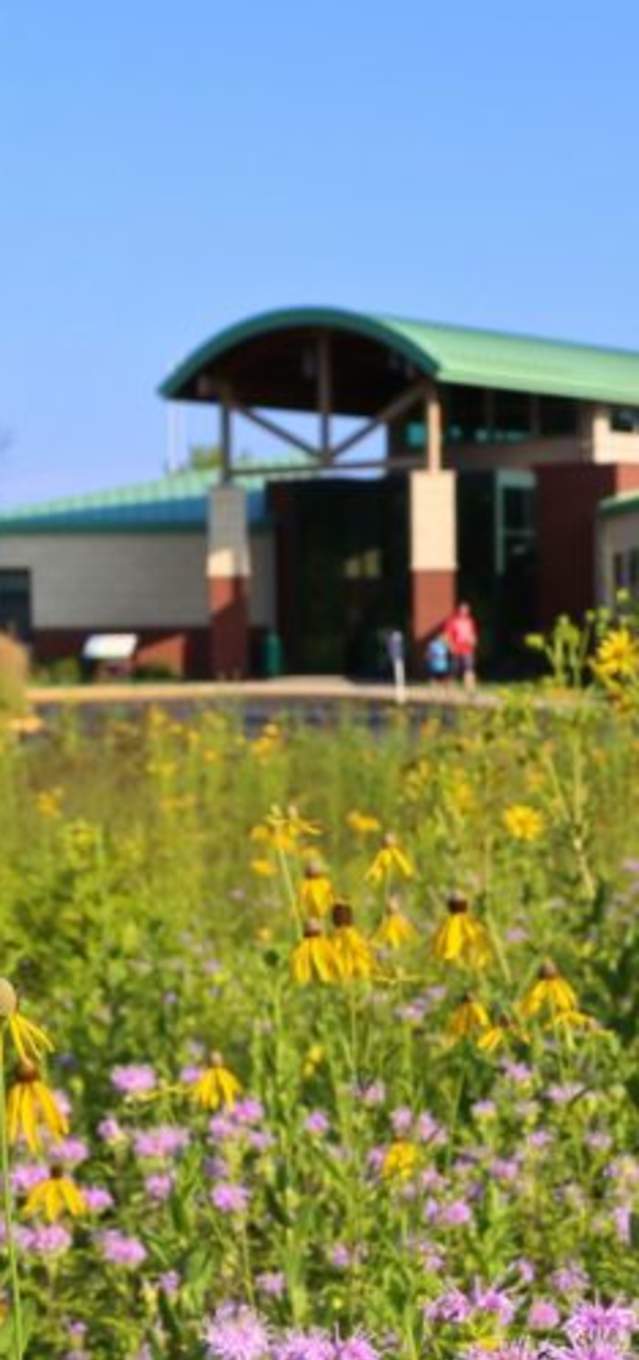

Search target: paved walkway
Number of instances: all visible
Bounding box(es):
[28,675,496,708]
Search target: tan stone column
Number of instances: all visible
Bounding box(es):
[409,470,457,664]
[207,485,250,678]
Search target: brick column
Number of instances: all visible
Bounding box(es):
[409,470,457,663]
[536,462,639,626]
[207,485,250,678]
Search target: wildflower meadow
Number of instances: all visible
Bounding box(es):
[2,627,639,1357]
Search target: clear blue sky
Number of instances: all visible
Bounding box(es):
[2,2,639,504]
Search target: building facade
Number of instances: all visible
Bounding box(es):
[2,306,639,677]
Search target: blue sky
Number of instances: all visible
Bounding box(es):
[1,2,639,503]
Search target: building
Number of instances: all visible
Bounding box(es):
[2,305,639,677]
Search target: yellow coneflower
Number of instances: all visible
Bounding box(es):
[302,1043,324,1077]
[250,857,277,877]
[476,1013,526,1054]
[345,810,381,836]
[23,1167,87,1222]
[431,894,492,969]
[189,1052,242,1109]
[448,993,490,1039]
[290,920,339,985]
[382,1141,419,1180]
[268,803,321,840]
[249,822,295,855]
[520,961,578,1019]
[372,895,418,950]
[7,1063,68,1154]
[550,1008,601,1035]
[0,979,54,1066]
[331,903,375,980]
[299,860,334,917]
[365,833,414,885]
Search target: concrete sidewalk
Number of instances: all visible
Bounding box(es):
[28,674,496,708]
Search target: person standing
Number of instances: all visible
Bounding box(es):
[445,602,479,691]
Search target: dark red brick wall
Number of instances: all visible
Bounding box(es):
[536,463,639,626]
[207,577,249,678]
[34,628,212,678]
[410,568,456,663]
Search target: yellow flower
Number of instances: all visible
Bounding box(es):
[0,980,54,1066]
[331,903,375,980]
[448,994,490,1039]
[382,1141,419,1180]
[267,803,321,840]
[345,810,381,836]
[503,804,544,842]
[250,822,295,854]
[302,1043,324,1077]
[24,1168,87,1222]
[290,921,339,985]
[7,1064,68,1154]
[431,895,492,969]
[476,1016,526,1054]
[35,788,64,819]
[593,627,639,680]
[372,896,418,950]
[189,1053,242,1109]
[251,857,277,877]
[520,961,578,1019]
[299,860,334,917]
[365,833,414,885]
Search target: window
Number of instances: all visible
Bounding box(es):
[611,408,639,433]
[539,397,577,436]
[343,549,382,580]
[0,569,32,640]
[613,552,627,592]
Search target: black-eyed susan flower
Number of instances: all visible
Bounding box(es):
[519,961,578,1019]
[189,1053,242,1109]
[23,1166,87,1222]
[448,993,490,1040]
[290,920,339,985]
[476,1015,524,1054]
[365,833,414,885]
[299,859,334,917]
[331,903,375,980]
[345,810,381,836]
[431,894,492,969]
[0,979,54,1066]
[372,895,418,950]
[382,1141,419,1180]
[7,1063,68,1154]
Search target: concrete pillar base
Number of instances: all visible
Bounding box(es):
[207,485,250,679]
[409,470,457,667]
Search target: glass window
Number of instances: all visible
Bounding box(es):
[539,397,577,436]
[613,552,627,591]
[611,408,639,433]
[0,569,31,640]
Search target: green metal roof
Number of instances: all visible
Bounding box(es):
[598,489,639,518]
[0,469,268,535]
[159,306,639,405]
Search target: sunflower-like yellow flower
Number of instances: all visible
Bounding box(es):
[0,980,54,1066]
[250,823,295,854]
[520,961,578,1019]
[365,833,414,885]
[299,860,334,917]
[250,857,277,877]
[345,810,381,836]
[372,895,418,950]
[431,895,492,969]
[7,1063,68,1154]
[290,920,339,985]
[476,1014,526,1054]
[593,627,639,681]
[448,994,490,1039]
[502,804,544,842]
[331,903,375,980]
[189,1053,242,1109]
[302,1043,324,1077]
[23,1167,87,1222]
[382,1141,419,1180]
[267,804,321,840]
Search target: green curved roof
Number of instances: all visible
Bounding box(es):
[159,305,639,405]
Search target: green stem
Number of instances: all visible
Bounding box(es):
[0,1032,24,1359]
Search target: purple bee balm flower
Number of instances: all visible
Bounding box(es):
[273,1332,335,1360]
[53,1089,72,1117]
[97,1117,127,1145]
[158,1269,180,1296]
[526,1130,554,1150]
[337,1338,379,1360]
[527,1299,560,1331]
[84,1186,114,1213]
[209,1115,237,1141]
[551,1264,588,1295]
[330,1244,354,1269]
[360,1081,386,1107]
[613,1205,631,1243]
[424,1288,472,1324]
[547,1082,583,1104]
[180,1065,204,1084]
[473,1284,517,1326]
[304,1110,330,1136]
[11,1163,48,1192]
[248,1130,274,1152]
[390,1106,413,1134]
[416,1111,441,1142]
[501,1060,533,1084]
[438,1199,473,1227]
[232,1098,264,1125]
[100,1230,147,1267]
[145,1171,174,1202]
[211,1182,250,1214]
[205,1304,270,1359]
[472,1099,497,1119]
[490,1158,520,1182]
[26,1224,72,1255]
[111,1064,156,1095]
[54,1137,90,1166]
[133,1125,190,1159]
[256,1270,286,1297]
[565,1303,638,1345]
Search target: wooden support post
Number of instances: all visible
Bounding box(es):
[425,381,442,472]
[219,388,232,483]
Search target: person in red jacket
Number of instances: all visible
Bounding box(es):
[444,602,478,690]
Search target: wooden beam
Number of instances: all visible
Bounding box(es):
[231,402,320,461]
[219,389,232,483]
[425,380,442,472]
[223,454,427,480]
[328,379,429,462]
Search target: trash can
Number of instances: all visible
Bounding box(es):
[261,629,284,678]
